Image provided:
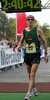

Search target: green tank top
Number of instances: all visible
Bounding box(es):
[23,27,40,54]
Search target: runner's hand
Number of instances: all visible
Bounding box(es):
[16,46,21,50]
[44,54,48,63]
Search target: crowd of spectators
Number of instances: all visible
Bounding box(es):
[0,38,19,49]
[40,45,50,57]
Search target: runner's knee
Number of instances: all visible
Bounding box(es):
[30,71,35,79]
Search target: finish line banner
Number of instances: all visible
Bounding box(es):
[0,48,24,69]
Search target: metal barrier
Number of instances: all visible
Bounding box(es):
[0,48,24,69]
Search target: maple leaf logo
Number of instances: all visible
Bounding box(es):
[28,35,32,39]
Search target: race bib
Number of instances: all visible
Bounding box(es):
[26,43,36,53]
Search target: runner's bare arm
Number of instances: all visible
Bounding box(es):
[17,31,24,50]
[37,28,47,53]
[37,28,48,63]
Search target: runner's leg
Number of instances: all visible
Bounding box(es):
[26,64,35,88]
[26,64,31,80]
[28,63,39,92]
[24,63,39,100]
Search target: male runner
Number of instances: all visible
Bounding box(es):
[17,15,48,100]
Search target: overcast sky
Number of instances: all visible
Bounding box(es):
[0,0,50,26]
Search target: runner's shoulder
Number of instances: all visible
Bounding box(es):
[37,27,43,34]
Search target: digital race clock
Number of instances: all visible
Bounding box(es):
[1,0,41,13]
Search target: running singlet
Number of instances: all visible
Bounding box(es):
[23,27,40,54]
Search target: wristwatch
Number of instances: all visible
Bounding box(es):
[45,52,47,55]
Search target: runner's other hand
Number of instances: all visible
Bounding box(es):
[16,46,21,50]
[44,55,48,63]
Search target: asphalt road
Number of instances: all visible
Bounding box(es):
[0,56,50,83]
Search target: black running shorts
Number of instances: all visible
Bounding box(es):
[24,53,40,66]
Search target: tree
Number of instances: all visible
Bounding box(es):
[34,20,40,27]
[0,12,8,39]
[6,18,16,40]
[9,18,16,39]
[44,30,50,46]
[40,23,50,46]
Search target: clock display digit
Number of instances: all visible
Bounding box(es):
[2,0,8,10]
[34,0,39,8]
[18,0,23,9]
[11,0,17,9]
[1,0,41,12]
[27,0,33,8]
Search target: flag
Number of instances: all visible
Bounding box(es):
[17,12,27,37]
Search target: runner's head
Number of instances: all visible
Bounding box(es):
[26,15,35,26]
[26,15,35,20]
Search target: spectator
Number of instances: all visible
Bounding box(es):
[12,41,15,52]
[7,39,12,48]
[4,40,8,49]
[13,38,18,48]
[0,40,8,49]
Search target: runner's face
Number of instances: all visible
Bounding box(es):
[27,18,34,26]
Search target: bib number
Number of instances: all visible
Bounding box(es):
[26,43,36,53]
